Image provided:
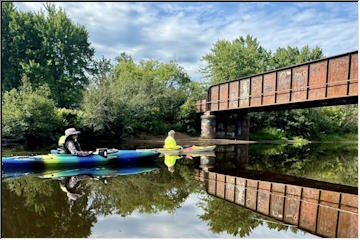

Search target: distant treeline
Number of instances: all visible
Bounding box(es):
[1,3,357,145]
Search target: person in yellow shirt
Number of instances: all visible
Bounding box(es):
[164,154,182,173]
[164,130,183,150]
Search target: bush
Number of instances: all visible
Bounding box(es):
[249,105,358,140]
[249,127,287,141]
[2,79,58,143]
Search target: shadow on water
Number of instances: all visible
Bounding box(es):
[1,141,357,238]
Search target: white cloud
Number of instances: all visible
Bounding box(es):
[14,2,358,82]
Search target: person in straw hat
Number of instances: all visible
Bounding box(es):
[58,128,92,156]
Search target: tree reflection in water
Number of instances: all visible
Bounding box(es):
[2,161,201,238]
[198,194,300,238]
[2,142,357,238]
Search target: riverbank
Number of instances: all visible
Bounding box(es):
[127,131,358,148]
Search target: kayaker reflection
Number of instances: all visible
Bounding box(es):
[164,130,183,150]
[59,175,108,201]
[58,128,92,156]
[59,176,86,201]
[164,154,182,173]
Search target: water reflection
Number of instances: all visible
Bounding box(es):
[196,143,358,238]
[2,142,357,238]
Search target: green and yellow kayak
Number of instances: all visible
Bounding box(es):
[2,149,160,170]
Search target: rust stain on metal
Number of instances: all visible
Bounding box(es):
[284,185,302,225]
[338,204,358,238]
[240,78,250,108]
[277,70,291,104]
[246,179,258,210]
[229,81,239,109]
[328,56,349,98]
[349,53,358,96]
[250,76,262,107]
[299,188,319,232]
[235,177,246,206]
[257,181,271,215]
[317,201,339,237]
[292,65,308,102]
[263,72,276,105]
[219,84,228,110]
[308,61,327,100]
[210,86,219,111]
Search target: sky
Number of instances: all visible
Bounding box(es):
[15,2,358,82]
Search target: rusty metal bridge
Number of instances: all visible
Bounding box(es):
[196,51,358,113]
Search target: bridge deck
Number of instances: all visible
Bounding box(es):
[196,51,358,113]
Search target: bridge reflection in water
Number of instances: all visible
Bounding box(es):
[194,166,358,238]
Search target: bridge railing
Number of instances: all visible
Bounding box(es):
[196,51,358,113]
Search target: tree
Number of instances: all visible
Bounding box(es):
[270,45,324,69]
[81,53,205,136]
[1,3,95,107]
[202,35,272,85]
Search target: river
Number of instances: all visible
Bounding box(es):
[1,141,358,238]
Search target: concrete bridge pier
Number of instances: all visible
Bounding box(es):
[201,112,249,140]
[201,112,216,138]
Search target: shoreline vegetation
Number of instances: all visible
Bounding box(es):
[2,3,357,148]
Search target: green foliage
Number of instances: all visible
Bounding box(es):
[2,177,96,237]
[81,53,206,137]
[248,142,358,186]
[202,35,271,85]
[271,45,324,69]
[56,108,84,129]
[249,105,358,140]
[1,3,95,107]
[249,127,287,141]
[2,78,59,143]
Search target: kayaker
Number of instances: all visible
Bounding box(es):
[58,128,92,156]
[164,154,182,173]
[164,130,183,150]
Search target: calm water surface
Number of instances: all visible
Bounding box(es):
[1,141,357,238]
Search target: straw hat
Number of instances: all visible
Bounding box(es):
[65,128,81,137]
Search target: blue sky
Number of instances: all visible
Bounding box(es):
[15,2,358,82]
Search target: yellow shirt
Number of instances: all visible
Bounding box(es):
[164,154,180,167]
[164,136,181,149]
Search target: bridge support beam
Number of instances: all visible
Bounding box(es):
[201,112,249,140]
[201,113,216,138]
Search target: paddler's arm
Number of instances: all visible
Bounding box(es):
[66,141,92,156]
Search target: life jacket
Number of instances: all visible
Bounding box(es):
[164,154,180,167]
[58,135,81,154]
[164,136,181,149]
[58,135,66,148]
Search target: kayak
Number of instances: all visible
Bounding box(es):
[2,165,159,180]
[157,145,216,155]
[2,149,160,169]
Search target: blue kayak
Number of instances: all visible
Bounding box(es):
[2,165,159,180]
[2,149,160,169]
